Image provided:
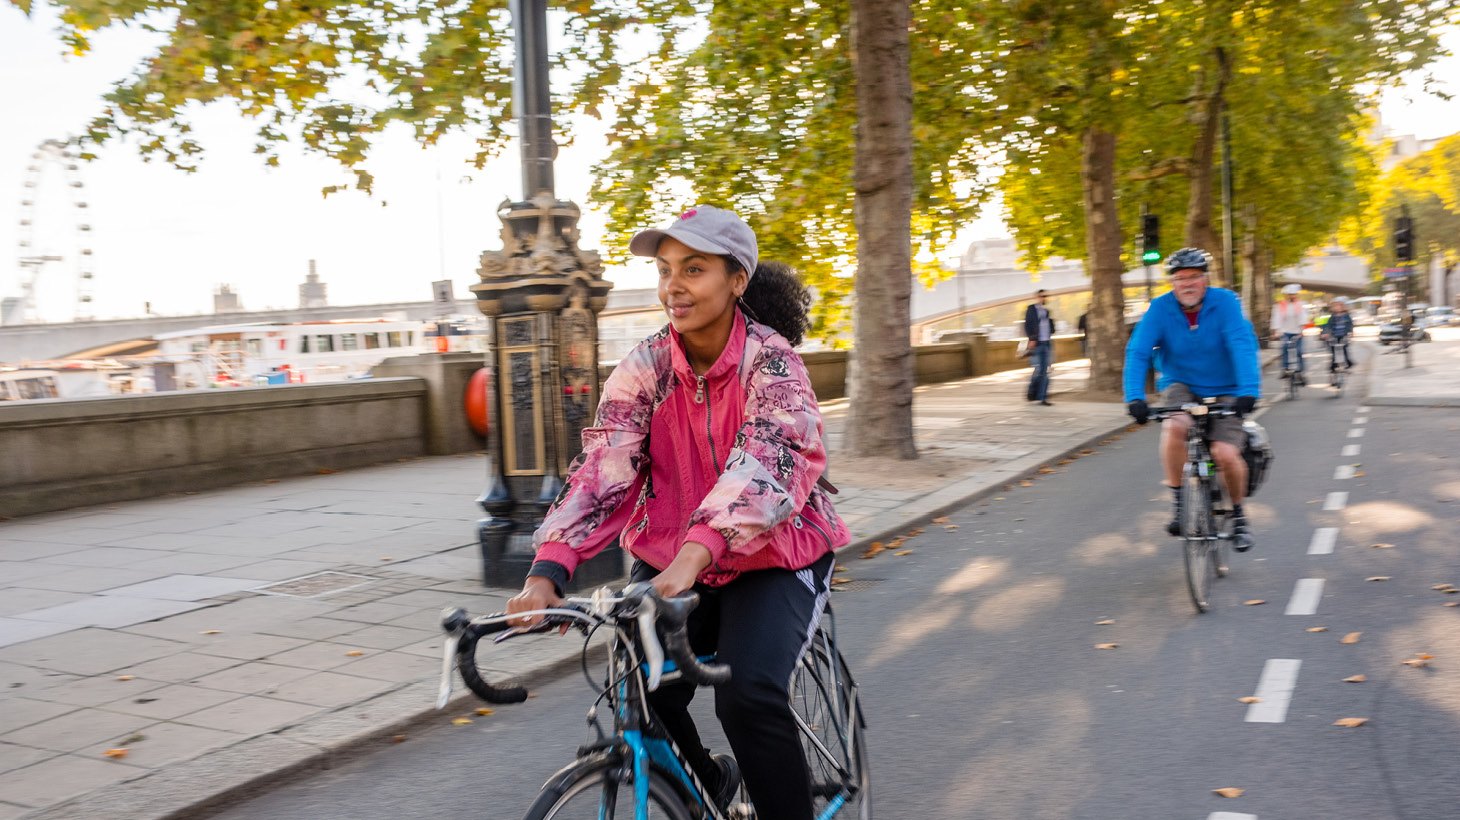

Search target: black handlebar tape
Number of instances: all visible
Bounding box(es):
[454,626,529,704]
[661,624,732,687]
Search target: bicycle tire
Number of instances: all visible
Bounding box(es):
[1210,482,1230,579]
[1181,475,1214,613]
[791,629,871,820]
[522,755,696,820]
[1287,371,1299,400]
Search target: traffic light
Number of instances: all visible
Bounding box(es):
[1141,214,1161,264]
[1395,215,1414,263]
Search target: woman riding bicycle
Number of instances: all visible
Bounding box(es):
[506,205,849,820]
[1320,297,1354,376]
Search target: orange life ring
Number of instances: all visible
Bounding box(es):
[465,367,490,437]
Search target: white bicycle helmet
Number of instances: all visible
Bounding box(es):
[1281,283,1301,295]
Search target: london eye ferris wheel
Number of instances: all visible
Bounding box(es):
[7,138,97,324]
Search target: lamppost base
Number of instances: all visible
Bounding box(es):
[477,517,625,591]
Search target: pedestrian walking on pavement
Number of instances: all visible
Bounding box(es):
[505,204,850,820]
[1078,309,1089,358]
[1024,289,1056,405]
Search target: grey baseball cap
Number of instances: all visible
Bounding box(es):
[629,205,759,279]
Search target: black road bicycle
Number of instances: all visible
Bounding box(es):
[1149,400,1240,613]
[437,583,870,819]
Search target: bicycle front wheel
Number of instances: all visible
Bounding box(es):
[1181,475,1215,613]
[791,625,871,820]
[522,756,695,820]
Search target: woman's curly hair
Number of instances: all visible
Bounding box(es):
[738,260,812,347]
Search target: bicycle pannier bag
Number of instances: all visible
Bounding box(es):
[1241,419,1273,496]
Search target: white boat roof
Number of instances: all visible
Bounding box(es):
[154,319,420,341]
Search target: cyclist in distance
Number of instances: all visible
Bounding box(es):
[1320,296,1354,374]
[505,205,850,820]
[1271,283,1310,383]
[1124,248,1261,551]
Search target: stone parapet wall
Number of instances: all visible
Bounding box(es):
[0,379,428,517]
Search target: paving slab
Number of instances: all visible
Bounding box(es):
[1366,334,1460,406]
[13,596,209,629]
[99,574,270,602]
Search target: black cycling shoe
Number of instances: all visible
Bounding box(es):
[710,754,741,809]
[1232,514,1254,552]
[1166,516,1182,537]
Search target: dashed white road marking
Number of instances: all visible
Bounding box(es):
[1246,659,1302,723]
[1324,492,1349,511]
[1347,428,1365,438]
[1209,813,1258,820]
[1334,464,1356,480]
[1341,444,1361,457]
[1359,406,1369,412]
[1353,416,1368,425]
[1308,527,1338,555]
[1285,579,1325,615]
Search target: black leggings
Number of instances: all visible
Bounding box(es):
[632,551,834,820]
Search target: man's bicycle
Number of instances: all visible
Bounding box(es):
[437,582,870,820]
[1323,337,1349,396]
[1150,400,1240,613]
[1277,333,1304,400]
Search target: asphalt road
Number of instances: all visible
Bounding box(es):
[215,345,1459,820]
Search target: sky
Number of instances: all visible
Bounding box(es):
[3,5,1460,325]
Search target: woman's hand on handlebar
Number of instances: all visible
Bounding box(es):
[651,542,713,598]
[506,576,563,627]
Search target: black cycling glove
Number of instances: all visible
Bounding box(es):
[1127,399,1150,425]
[1234,396,1257,417]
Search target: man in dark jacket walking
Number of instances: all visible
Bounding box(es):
[1024,289,1055,405]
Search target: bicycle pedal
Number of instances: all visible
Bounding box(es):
[725,802,756,819]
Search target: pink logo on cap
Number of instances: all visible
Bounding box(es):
[679,209,698,220]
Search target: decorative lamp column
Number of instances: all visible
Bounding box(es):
[469,0,620,589]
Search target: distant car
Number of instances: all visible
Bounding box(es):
[1422,306,1458,328]
[1378,310,1431,345]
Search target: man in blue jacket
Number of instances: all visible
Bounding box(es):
[1124,248,1261,551]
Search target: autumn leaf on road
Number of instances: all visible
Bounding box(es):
[475,707,494,716]
[1343,674,1367,683]
[831,577,850,586]
[1094,619,1115,625]
[931,516,951,525]
[1243,599,1266,606]
[1432,583,1455,591]
[1366,576,1391,582]
[1341,632,1362,644]
[116,675,136,681]
[1095,643,1119,650]
[1371,542,1395,549]
[452,717,473,726]
[894,549,914,557]
[1305,627,1328,633]
[1037,466,1056,474]
[1334,717,1369,728]
[1212,787,1245,798]
[345,650,366,657]
[860,542,885,559]
[103,748,129,759]
[1019,480,1034,487]
[1238,696,1262,704]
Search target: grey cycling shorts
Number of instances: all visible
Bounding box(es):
[1161,383,1247,450]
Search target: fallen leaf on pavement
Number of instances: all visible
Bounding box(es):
[1095,643,1119,650]
[1238,696,1262,704]
[1212,787,1245,798]
[1354,470,1366,477]
[475,707,494,716]
[1433,583,1456,591]
[116,675,136,681]
[1079,449,1095,456]
[345,650,366,657]
[860,542,885,559]
[894,549,914,557]
[380,556,393,561]
[1343,674,1367,683]
[1058,458,1074,465]
[1366,576,1391,582]
[1243,599,1266,606]
[944,524,960,531]
[1333,717,1369,728]
[932,516,950,525]
[103,748,129,759]
[452,717,473,726]
[200,630,221,635]
[391,734,408,743]
[1019,480,1034,487]
[1094,619,1116,625]
[1371,543,1395,549]
[831,577,850,586]
[1306,627,1328,633]
[1341,632,1362,644]
[1038,466,1056,474]
[834,564,847,573]
[906,528,924,537]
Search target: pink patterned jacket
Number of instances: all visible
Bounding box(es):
[531,309,849,588]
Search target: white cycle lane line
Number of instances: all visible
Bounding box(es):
[1323,491,1348,511]
[1284,578,1325,615]
[1333,464,1357,480]
[1307,527,1338,555]
[1341,443,1360,457]
[1246,659,1302,723]
[1208,813,1257,820]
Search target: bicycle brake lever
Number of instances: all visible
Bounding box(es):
[637,597,666,692]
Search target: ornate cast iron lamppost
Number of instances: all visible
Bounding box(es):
[472,0,621,588]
